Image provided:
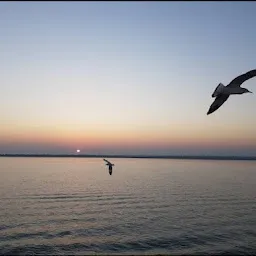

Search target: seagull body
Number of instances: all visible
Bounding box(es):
[103,159,114,175]
[207,69,255,115]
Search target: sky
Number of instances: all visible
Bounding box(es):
[1,1,256,156]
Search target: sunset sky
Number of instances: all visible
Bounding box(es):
[1,1,256,156]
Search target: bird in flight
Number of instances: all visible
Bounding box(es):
[207,69,255,115]
[103,159,115,175]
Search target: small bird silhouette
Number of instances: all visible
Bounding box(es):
[103,159,115,175]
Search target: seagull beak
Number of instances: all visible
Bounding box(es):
[248,90,253,93]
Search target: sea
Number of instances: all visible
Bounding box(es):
[0,157,255,255]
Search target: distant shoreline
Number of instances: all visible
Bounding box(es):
[0,154,255,161]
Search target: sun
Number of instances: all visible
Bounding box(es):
[76,149,80,153]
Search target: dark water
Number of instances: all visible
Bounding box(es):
[0,157,255,255]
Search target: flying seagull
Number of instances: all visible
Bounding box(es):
[103,159,114,175]
[207,69,255,115]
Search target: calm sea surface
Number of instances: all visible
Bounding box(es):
[0,157,255,255]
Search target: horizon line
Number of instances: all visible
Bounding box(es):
[0,154,256,161]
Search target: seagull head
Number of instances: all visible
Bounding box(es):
[242,88,253,94]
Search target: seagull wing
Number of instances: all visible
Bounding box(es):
[103,159,112,165]
[227,69,256,88]
[207,94,229,115]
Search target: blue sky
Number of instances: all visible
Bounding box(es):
[1,1,256,156]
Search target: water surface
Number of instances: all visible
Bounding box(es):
[0,157,255,255]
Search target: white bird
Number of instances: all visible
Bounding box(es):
[207,69,255,115]
[103,159,115,175]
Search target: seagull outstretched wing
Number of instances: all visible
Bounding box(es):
[207,94,229,115]
[103,159,114,166]
[227,69,256,88]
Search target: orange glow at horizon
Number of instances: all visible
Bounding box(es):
[1,121,256,153]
